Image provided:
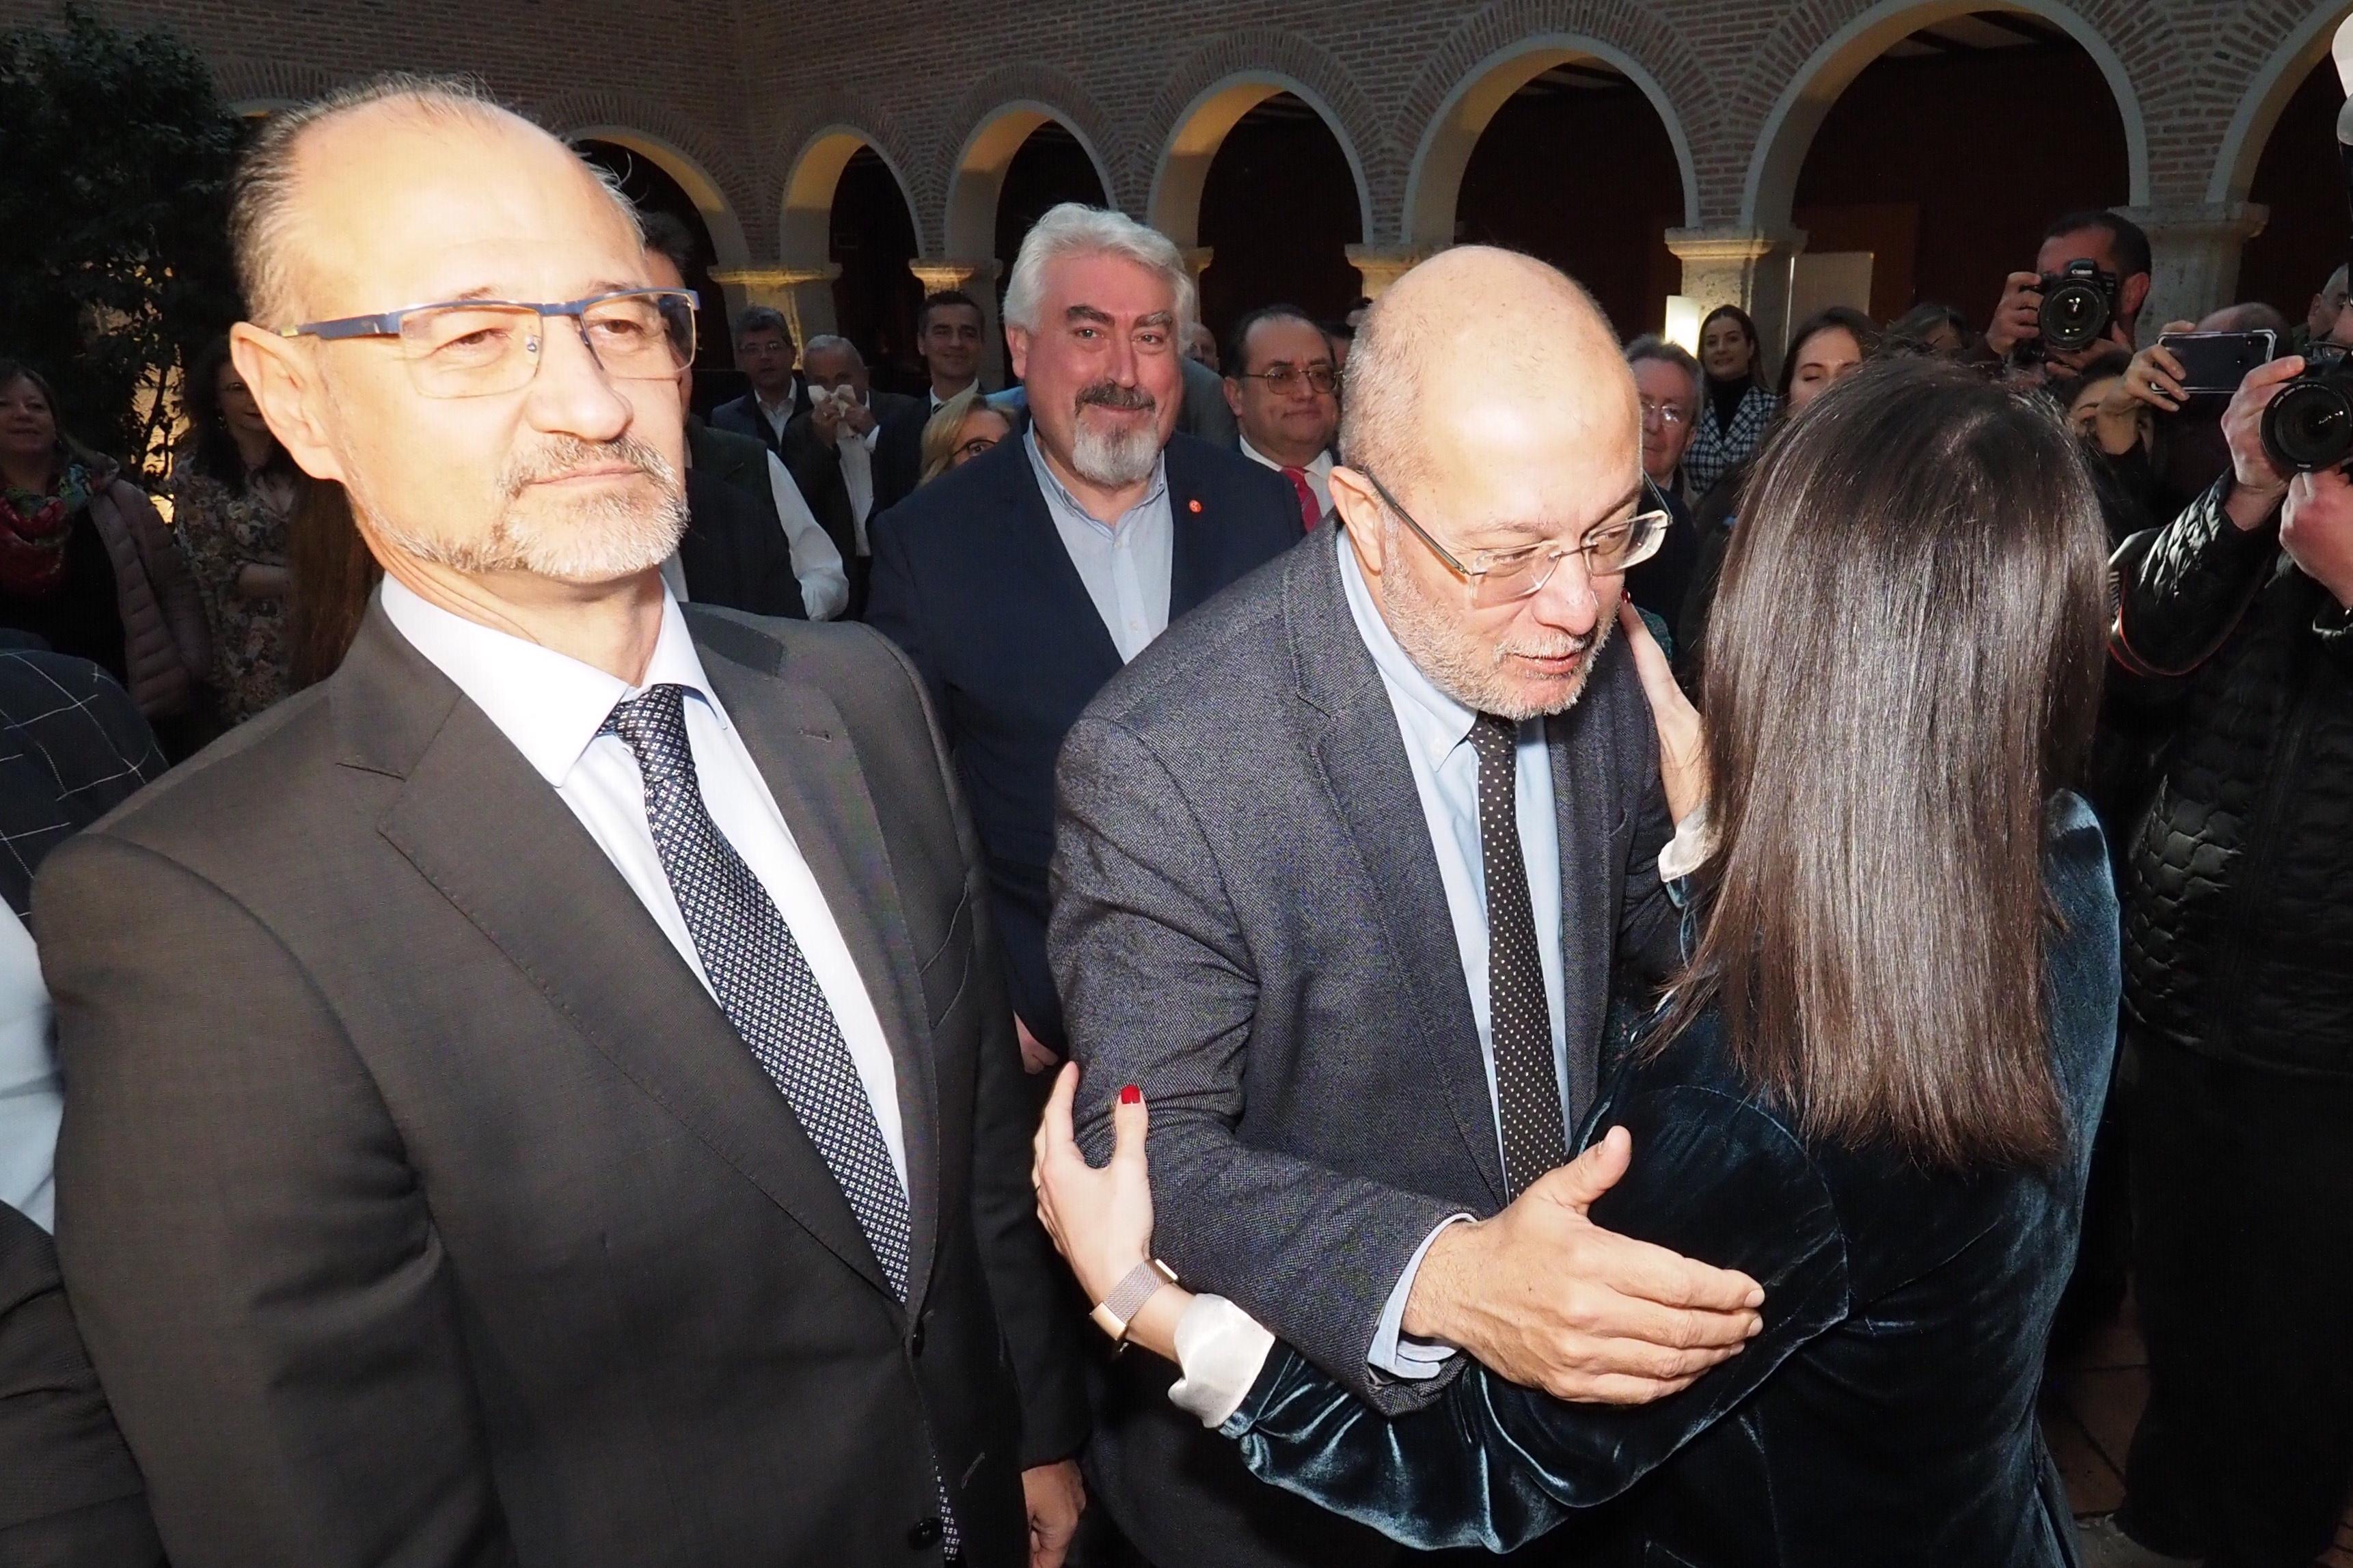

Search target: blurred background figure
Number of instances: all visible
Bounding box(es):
[916,387,1013,487]
[172,335,297,728]
[1887,301,1972,357]
[1683,304,1778,501]
[0,362,208,746]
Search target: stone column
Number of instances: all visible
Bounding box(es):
[2121,203,2270,339]
[1344,245,1430,301]
[1664,227,1807,368]
[908,257,1007,387]
[707,266,842,350]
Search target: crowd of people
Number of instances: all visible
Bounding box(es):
[0,67,2345,1568]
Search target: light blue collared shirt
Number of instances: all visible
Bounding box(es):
[1336,527,1570,1381]
[1024,431,1173,662]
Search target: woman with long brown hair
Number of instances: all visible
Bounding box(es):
[1034,357,2118,1565]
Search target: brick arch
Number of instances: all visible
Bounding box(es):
[1140,31,1383,245]
[1729,0,2166,230]
[940,66,1121,259]
[768,94,927,271]
[2207,2,2353,205]
[1395,0,1713,248]
[536,94,757,271]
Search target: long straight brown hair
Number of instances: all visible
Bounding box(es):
[1655,358,2108,1170]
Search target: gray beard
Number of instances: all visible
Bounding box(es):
[1380,529,1616,721]
[1068,417,1162,489]
[356,438,688,583]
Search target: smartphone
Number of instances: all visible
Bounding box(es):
[2158,329,2278,396]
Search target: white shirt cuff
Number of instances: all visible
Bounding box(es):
[1368,1213,1472,1378]
[1657,801,1717,883]
[1167,1294,1279,1429]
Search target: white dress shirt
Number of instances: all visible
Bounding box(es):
[1024,432,1174,662]
[835,414,879,551]
[755,380,800,444]
[1336,527,1571,1384]
[1238,436,1333,517]
[660,452,849,622]
[0,905,59,1230]
[379,576,908,1187]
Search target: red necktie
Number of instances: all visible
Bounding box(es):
[1281,466,1322,532]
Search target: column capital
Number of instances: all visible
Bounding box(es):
[709,265,843,291]
[908,257,1003,293]
[1175,247,1216,286]
[2116,202,2270,245]
[1344,245,1430,299]
[1663,226,1808,266]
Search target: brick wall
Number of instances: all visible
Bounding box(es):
[5,0,2347,305]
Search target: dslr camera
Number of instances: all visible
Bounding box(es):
[2261,342,2353,471]
[2034,260,2120,357]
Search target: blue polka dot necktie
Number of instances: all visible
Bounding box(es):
[602,683,960,1556]
[1467,712,1566,1199]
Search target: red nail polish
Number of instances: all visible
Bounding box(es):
[1119,1084,1142,1106]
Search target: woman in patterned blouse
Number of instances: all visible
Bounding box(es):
[172,337,299,728]
[1683,305,1780,502]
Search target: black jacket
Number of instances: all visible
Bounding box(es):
[1221,796,2119,1567]
[2111,477,2353,1076]
[865,433,1298,1051]
[782,391,923,565]
[681,467,806,620]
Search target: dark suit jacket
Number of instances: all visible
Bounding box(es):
[36,603,1087,1567]
[0,1202,165,1567]
[1049,531,1680,1567]
[782,391,923,566]
[872,394,934,517]
[682,466,806,619]
[865,433,1299,1051]
[709,379,810,456]
[1221,798,2119,1568]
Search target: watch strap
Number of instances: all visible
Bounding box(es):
[1089,1258,1177,1342]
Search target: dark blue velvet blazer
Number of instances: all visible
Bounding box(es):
[1219,793,2119,1567]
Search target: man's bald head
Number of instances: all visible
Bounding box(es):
[230,74,637,324]
[1341,247,1631,499]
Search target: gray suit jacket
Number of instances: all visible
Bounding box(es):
[36,602,1084,1568]
[1052,534,1678,1566]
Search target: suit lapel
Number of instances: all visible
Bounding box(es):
[1289,545,1510,1207]
[1546,698,1620,1125]
[1165,440,1219,618]
[347,615,903,1310]
[692,622,945,1321]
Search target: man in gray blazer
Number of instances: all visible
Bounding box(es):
[37,78,1085,1568]
[1055,249,1763,1566]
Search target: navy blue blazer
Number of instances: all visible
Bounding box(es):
[865,433,1301,1048]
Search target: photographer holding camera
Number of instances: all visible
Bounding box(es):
[2096,343,2353,1568]
[1981,209,2153,379]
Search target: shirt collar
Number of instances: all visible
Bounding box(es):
[379,575,727,786]
[1238,436,1332,480]
[1334,525,1478,771]
[756,379,798,417]
[1022,429,1169,532]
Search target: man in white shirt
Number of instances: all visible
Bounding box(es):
[784,335,919,611]
[1221,303,1339,532]
[36,74,1085,1568]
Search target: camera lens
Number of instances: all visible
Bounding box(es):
[2040,281,2110,354]
[2261,377,2353,471]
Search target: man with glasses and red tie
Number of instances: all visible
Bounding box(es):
[35,77,1087,1568]
[1222,304,1342,530]
[1048,247,1761,1568]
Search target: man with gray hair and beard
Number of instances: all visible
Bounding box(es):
[865,204,1298,1075]
[1050,247,1763,1567]
[35,74,1088,1567]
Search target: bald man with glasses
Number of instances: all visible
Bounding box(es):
[36,77,1086,1568]
[1051,249,1757,1568]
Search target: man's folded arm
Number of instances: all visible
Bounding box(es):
[1051,713,1463,1416]
[37,834,512,1568]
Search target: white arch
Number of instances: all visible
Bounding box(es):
[563,124,752,271]
[1742,0,2151,232]
[1403,35,1700,251]
[1146,72,1373,250]
[943,102,1115,260]
[2207,3,2353,206]
[778,124,921,273]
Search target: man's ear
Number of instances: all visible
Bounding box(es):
[229,323,344,483]
[1326,464,1389,575]
[2121,271,2153,325]
[1222,376,1245,422]
[1005,325,1032,387]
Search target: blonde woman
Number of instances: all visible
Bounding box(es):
[916,387,1014,487]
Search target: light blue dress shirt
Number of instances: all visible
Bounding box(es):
[1335,527,1570,1381]
[1024,431,1174,663]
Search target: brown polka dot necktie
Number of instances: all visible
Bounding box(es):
[1467,711,1566,1199]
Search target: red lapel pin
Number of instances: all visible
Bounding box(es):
[1188,499,1203,513]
